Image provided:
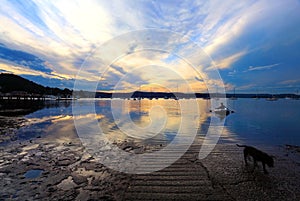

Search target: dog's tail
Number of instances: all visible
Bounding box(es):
[236,144,247,147]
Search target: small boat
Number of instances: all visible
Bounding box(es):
[266,91,278,101]
[214,108,232,116]
[266,97,278,101]
[210,106,234,116]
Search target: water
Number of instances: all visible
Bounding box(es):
[225,98,300,146]
[23,169,43,179]
[1,98,300,147]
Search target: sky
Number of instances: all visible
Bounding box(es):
[0,0,300,93]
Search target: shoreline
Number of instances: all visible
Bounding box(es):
[1,113,300,200]
[0,116,28,144]
[0,135,299,200]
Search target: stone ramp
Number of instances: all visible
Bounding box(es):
[123,143,233,201]
[123,143,300,201]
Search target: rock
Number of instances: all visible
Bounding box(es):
[71,174,87,185]
[57,176,77,191]
[56,159,72,166]
[75,189,91,201]
[47,186,57,192]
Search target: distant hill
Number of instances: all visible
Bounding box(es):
[0,73,71,96]
[1,73,298,99]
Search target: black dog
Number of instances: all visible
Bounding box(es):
[236,144,274,174]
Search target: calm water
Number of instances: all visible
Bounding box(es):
[23,169,44,179]
[3,98,300,147]
[225,98,300,146]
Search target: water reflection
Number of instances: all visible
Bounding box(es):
[0,100,60,116]
[2,98,299,147]
[73,99,210,145]
[8,101,70,140]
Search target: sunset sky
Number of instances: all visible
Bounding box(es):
[0,0,299,93]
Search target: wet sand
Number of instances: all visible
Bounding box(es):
[0,115,300,200]
[0,133,300,200]
[0,138,131,200]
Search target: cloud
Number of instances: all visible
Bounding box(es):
[194,77,203,82]
[109,64,127,75]
[227,69,237,77]
[246,63,280,72]
[279,79,300,85]
[0,0,299,92]
[236,84,256,91]
[0,45,52,73]
[0,62,54,79]
[214,50,247,69]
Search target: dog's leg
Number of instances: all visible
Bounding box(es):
[252,159,257,172]
[262,163,268,174]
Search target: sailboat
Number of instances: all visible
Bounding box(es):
[266,96,278,101]
[266,92,278,101]
[173,84,179,100]
[292,89,299,100]
[252,89,259,99]
[229,88,237,100]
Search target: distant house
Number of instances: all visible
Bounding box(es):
[44,94,57,100]
[11,91,28,96]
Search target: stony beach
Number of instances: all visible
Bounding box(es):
[0,116,28,144]
[0,117,300,201]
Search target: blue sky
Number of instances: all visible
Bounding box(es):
[0,0,299,93]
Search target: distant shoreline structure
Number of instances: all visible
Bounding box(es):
[73,91,300,100]
[1,73,300,101]
[1,91,300,101]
